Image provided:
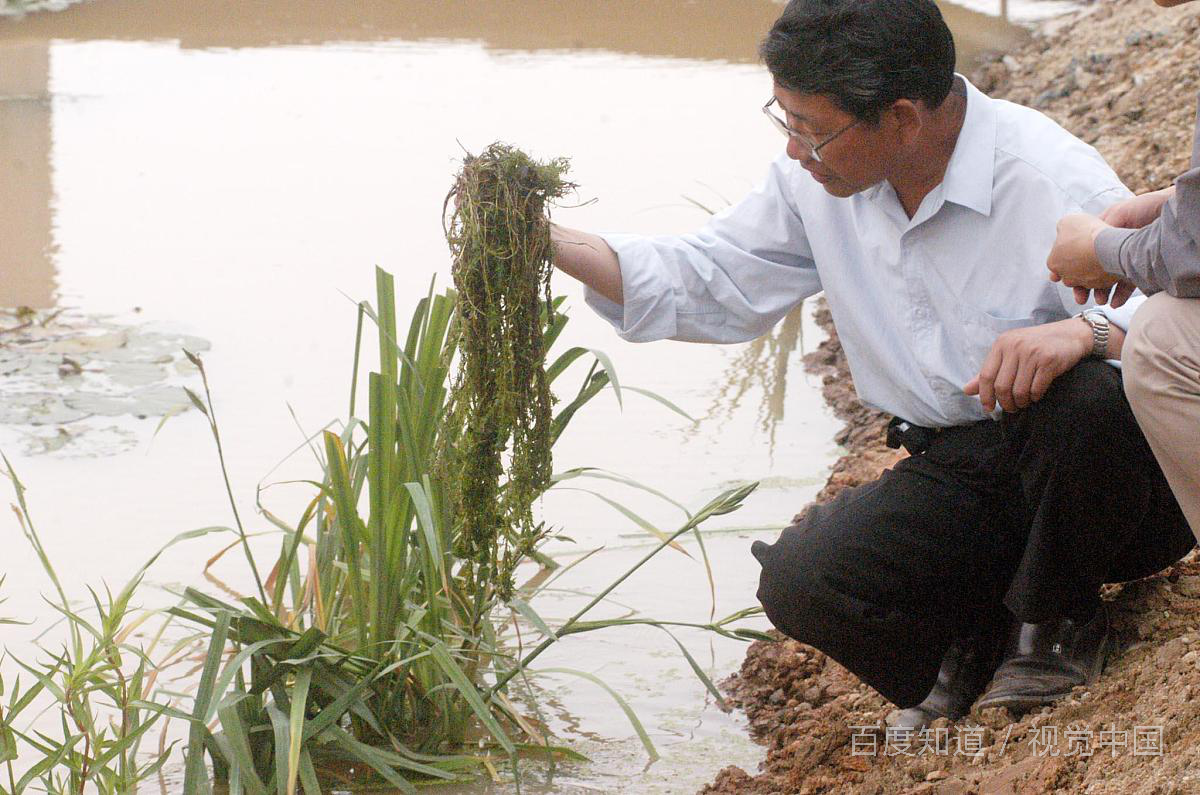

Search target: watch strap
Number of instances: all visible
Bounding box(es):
[1077,310,1110,359]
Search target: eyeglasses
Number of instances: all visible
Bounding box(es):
[762,96,860,163]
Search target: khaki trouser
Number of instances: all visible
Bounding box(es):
[1124,292,1200,541]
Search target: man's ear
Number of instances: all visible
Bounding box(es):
[887,99,923,147]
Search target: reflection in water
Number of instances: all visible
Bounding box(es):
[0,0,1030,313]
[0,0,784,61]
[0,39,54,307]
[0,0,1030,64]
[0,306,209,454]
[703,304,805,458]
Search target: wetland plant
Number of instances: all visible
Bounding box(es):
[174,267,760,793]
[0,463,218,794]
[1,145,765,792]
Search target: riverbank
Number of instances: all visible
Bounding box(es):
[704,1,1200,792]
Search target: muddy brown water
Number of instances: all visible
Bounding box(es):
[0,1,1060,792]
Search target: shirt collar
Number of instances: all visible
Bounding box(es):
[940,73,997,217]
[863,74,997,217]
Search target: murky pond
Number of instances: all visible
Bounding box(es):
[0,0,1062,791]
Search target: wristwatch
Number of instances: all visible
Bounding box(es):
[1077,309,1111,359]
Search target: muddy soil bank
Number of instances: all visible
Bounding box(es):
[703,1,1200,793]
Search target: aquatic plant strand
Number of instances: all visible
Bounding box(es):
[443,143,572,600]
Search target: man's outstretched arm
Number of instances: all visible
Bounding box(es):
[551,224,624,305]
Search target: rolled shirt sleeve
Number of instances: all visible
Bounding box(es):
[1094,95,1200,299]
[585,155,823,344]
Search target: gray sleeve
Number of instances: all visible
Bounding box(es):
[1094,97,1200,298]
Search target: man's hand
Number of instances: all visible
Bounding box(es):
[964,318,1093,413]
[1099,186,1175,229]
[1046,213,1136,308]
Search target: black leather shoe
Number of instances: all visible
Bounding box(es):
[888,620,1009,732]
[974,606,1110,715]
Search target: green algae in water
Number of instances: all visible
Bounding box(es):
[443,142,573,600]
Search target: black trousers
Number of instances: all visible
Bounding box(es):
[752,360,1196,709]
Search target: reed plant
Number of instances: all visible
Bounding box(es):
[166,266,764,792]
[0,460,220,794]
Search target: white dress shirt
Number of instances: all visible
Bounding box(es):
[586,76,1141,429]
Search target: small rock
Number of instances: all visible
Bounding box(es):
[976,706,1013,729]
[1174,576,1200,598]
[1157,637,1187,667]
[1113,85,1148,120]
[1002,55,1020,72]
[926,770,949,782]
[769,688,785,705]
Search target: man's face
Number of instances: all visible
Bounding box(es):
[772,86,890,198]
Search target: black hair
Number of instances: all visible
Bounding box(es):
[759,0,957,124]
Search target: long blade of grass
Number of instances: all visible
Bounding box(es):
[185,357,268,605]
[217,694,270,795]
[326,728,417,794]
[553,487,691,556]
[655,627,727,710]
[297,748,321,795]
[550,468,691,517]
[183,610,230,794]
[534,667,657,761]
[487,482,756,698]
[286,669,311,794]
[429,644,515,757]
[267,701,290,795]
[585,348,623,409]
[507,598,557,641]
[544,346,589,385]
[203,638,289,724]
[619,384,697,423]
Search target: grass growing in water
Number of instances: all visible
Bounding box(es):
[1,144,767,792]
[166,271,760,792]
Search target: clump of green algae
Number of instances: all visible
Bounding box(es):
[442,142,573,600]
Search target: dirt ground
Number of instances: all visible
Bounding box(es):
[702,1,1200,793]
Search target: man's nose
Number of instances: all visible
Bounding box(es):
[786,136,815,164]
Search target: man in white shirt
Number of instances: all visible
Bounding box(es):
[550,0,1195,728]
